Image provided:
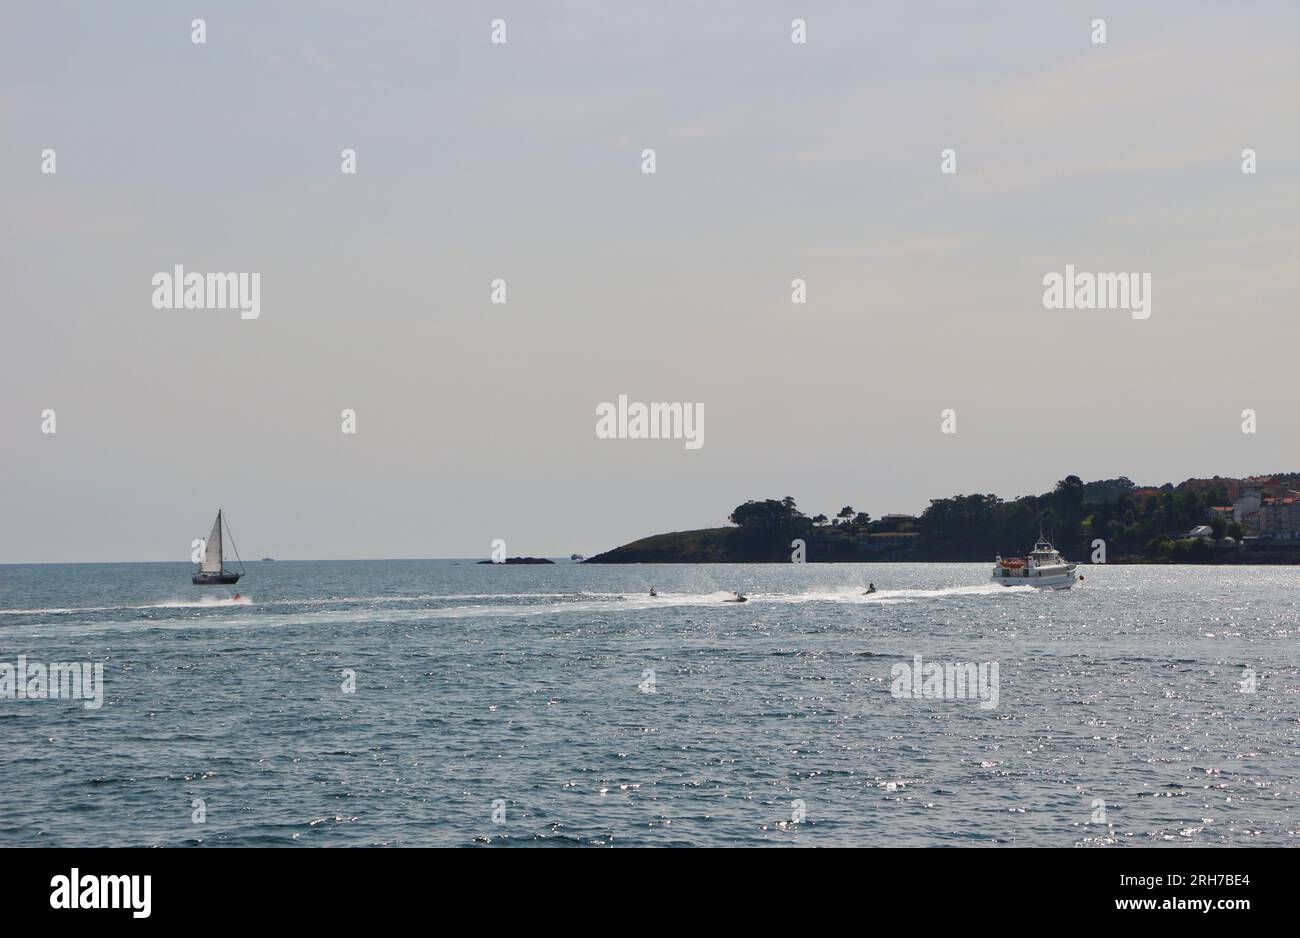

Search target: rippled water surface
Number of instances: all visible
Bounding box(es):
[1,561,1297,846]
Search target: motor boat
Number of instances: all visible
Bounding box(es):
[992,537,1078,590]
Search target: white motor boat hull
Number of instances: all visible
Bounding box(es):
[991,568,1077,590]
[991,537,1078,589]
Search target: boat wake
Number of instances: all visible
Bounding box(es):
[0,596,253,616]
[0,583,1040,636]
[0,584,1035,619]
[795,583,1038,603]
[153,595,252,609]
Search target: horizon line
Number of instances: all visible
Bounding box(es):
[0,556,580,567]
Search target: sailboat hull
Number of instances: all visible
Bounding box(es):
[192,572,241,585]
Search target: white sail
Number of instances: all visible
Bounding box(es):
[200,512,223,572]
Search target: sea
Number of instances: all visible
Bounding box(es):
[1,560,1296,847]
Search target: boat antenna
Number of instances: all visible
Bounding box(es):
[223,511,246,575]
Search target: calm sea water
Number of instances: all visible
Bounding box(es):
[1,561,1296,847]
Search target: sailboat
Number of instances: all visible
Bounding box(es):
[192,509,245,585]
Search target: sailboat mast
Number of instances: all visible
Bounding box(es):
[216,509,224,568]
[225,511,246,575]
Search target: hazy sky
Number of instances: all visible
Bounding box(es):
[3,1,1299,562]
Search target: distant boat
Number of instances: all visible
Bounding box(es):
[570,553,584,561]
[193,509,245,585]
[991,536,1077,590]
[261,557,276,562]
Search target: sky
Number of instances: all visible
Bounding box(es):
[2,1,1299,562]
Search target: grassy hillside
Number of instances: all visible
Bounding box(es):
[584,528,735,563]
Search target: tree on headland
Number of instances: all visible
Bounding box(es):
[1055,475,1084,514]
[715,474,1278,563]
[728,498,811,559]
[588,474,1296,564]
[729,498,807,531]
[912,475,1165,559]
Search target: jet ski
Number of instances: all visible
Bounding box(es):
[864,583,877,595]
[723,591,748,603]
[648,587,658,597]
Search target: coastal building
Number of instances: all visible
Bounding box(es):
[1178,477,1242,501]
[1207,506,1235,525]
[1242,475,1281,496]
[1233,494,1262,535]
[1258,494,1300,540]
[1131,488,1162,513]
[1234,491,1262,520]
